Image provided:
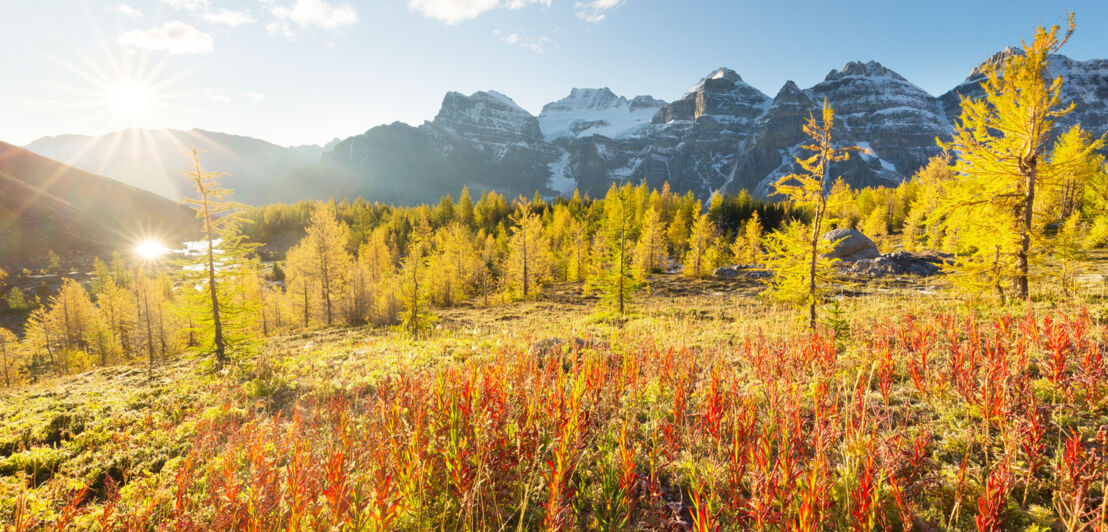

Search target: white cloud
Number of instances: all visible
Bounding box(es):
[494,30,553,53]
[158,0,209,11]
[118,21,214,54]
[267,0,359,39]
[202,9,255,27]
[573,0,623,23]
[247,91,266,102]
[106,4,143,18]
[408,0,549,25]
[205,92,233,103]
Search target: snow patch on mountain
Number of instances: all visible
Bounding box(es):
[539,88,665,141]
[547,150,576,195]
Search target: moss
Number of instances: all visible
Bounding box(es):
[0,447,68,484]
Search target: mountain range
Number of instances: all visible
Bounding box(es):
[24,50,1108,206]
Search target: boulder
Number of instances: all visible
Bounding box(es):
[713,266,741,279]
[837,251,952,277]
[821,228,879,261]
[713,264,772,280]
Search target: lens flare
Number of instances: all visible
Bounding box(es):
[135,239,168,259]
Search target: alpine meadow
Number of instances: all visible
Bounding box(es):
[6,3,1108,531]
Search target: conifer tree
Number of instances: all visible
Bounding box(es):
[180,148,257,366]
[682,207,716,278]
[633,205,668,276]
[590,184,641,317]
[295,206,353,326]
[764,99,855,329]
[285,242,315,328]
[506,199,549,299]
[935,14,1103,301]
[401,219,435,337]
[731,211,764,265]
[0,327,19,388]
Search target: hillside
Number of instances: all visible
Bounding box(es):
[0,142,195,270]
[24,129,326,205]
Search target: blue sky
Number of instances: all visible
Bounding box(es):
[2,0,1105,147]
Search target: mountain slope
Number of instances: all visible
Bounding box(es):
[0,142,195,269]
[25,129,325,205]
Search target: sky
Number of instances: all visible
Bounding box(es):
[2,0,1106,147]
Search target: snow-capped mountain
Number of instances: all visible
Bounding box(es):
[25,52,1108,206]
[539,88,665,141]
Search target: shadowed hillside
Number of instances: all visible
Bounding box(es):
[0,141,196,269]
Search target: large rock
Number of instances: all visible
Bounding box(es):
[837,251,952,277]
[821,228,879,261]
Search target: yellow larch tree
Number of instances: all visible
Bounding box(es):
[935,14,1104,301]
[763,99,855,329]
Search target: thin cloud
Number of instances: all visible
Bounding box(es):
[247,92,267,102]
[267,0,359,40]
[106,4,143,18]
[118,21,214,54]
[205,92,232,103]
[494,29,554,53]
[574,0,624,23]
[202,9,255,27]
[409,0,549,25]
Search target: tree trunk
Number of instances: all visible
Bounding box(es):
[1017,158,1036,301]
[1,340,9,388]
[808,159,829,331]
[200,189,226,366]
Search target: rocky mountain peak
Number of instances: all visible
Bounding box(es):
[772,80,807,103]
[825,60,906,82]
[653,67,770,124]
[541,87,624,114]
[629,95,666,111]
[967,46,1023,79]
[433,90,542,143]
[707,67,742,82]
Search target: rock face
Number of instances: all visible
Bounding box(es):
[837,251,952,277]
[326,91,557,205]
[822,228,879,261]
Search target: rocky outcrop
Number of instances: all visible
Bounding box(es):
[836,251,952,277]
[822,228,879,261]
[713,264,771,280]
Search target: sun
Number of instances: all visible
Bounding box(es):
[113,82,152,117]
[135,239,168,260]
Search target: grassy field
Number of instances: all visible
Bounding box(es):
[3,270,1108,530]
